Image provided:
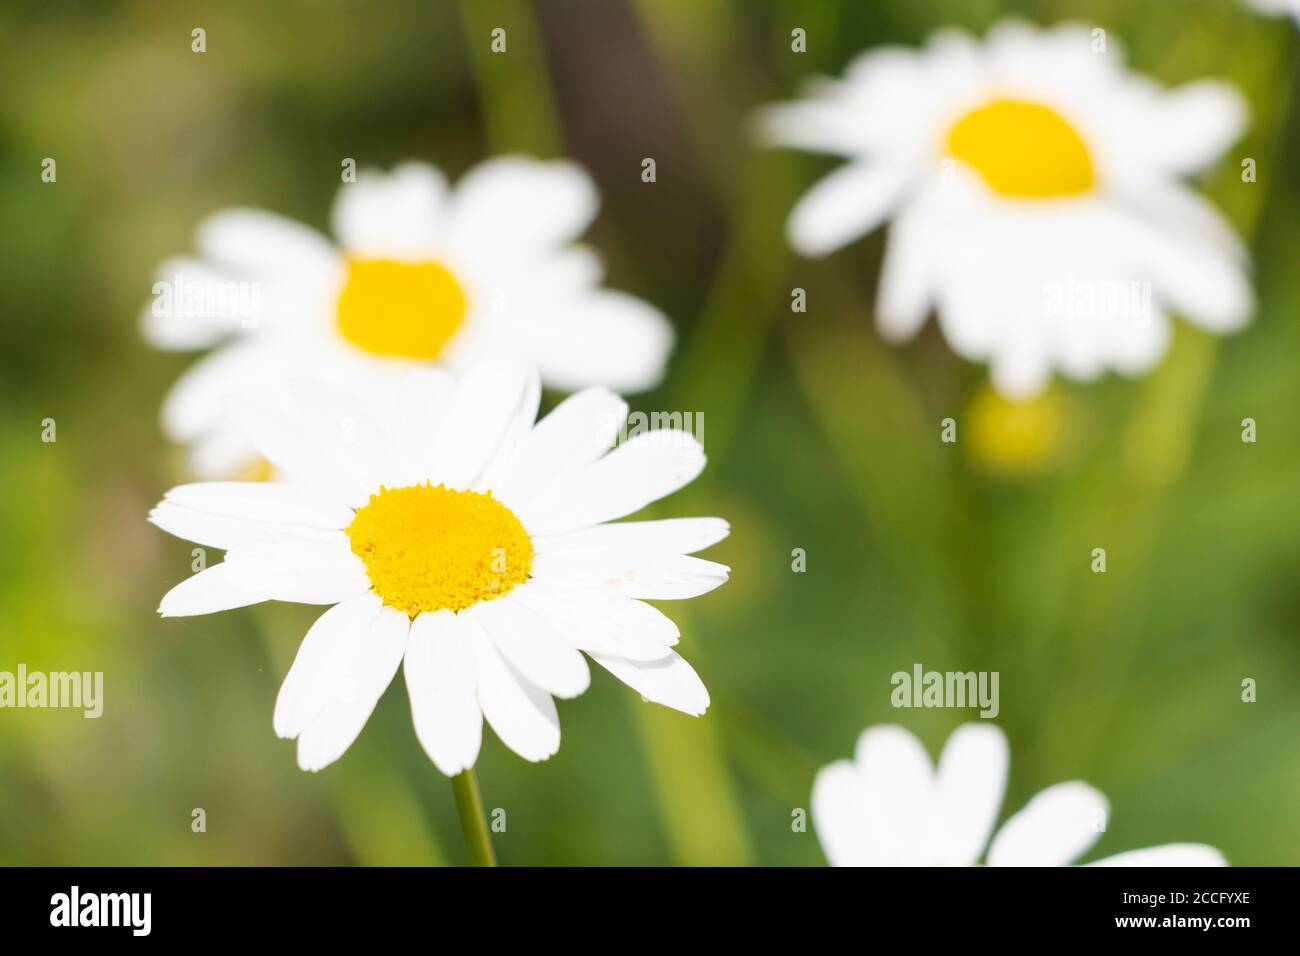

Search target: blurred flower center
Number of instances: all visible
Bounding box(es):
[967,385,1064,475]
[346,482,533,616]
[945,98,1094,198]
[235,457,275,482]
[337,258,467,359]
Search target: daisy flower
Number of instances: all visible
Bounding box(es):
[813,723,1226,866]
[760,21,1253,397]
[144,157,673,477]
[148,359,726,774]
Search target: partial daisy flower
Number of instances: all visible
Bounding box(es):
[144,157,673,477]
[148,358,726,774]
[760,21,1253,398]
[813,723,1226,866]
[1242,0,1300,26]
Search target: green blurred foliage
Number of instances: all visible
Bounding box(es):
[0,0,1297,865]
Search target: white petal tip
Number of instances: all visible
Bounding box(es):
[432,759,475,778]
[642,693,709,718]
[550,680,591,701]
[296,749,339,774]
[787,231,839,259]
[156,599,189,619]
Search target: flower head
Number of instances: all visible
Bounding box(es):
[761,21,1253,397]
[150,359,726,773]
[144,157,674,476]
[813,723,1225,866]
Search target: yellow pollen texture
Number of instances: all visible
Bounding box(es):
[336,257,468,360]
[945,98,1095,198]
[346,483,533,617]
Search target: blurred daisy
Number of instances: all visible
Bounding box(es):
[144,157,673,477]
[1242,0,1300,25]
[761,21,1253,397]
[149,359,725,773]
[813,723,1226,866]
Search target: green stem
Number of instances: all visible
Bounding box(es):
[450,769,497,867]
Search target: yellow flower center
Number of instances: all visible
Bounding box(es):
[944,98,1095,198]
[346,483,533,616]
[234,457,276,482]
[967,385,1064,475]
[336,258,468,360]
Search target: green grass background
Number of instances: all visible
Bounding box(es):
[0,0,1296,865]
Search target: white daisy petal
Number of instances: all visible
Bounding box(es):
[473,598,590,699]
[273,594,382,738]
[195,208,337,280]
[469,615,561,762]
[787,162,910,257]
[756,100,868,156]
[534,517,730,557]
[503,291,674,394]
[224,396,370,507]
[812,760,872,866]
[1145,81,1247,176]
[159,481,353,530]
[429,357,539,490]
[853,725,936,866]
[1111,305,1171,378]
[160,343,272,444]
[404,610,483,776]
[292,602,410,772]
[187,428,262,481]
[331,161,449,258]
[987,781,1110,867]
[287,379,401,493]
[223,535,371,606]
[531,551,729,600]
[875,190,938,342]
[157,561,269,617]
[472,367,542,494]
[990,341,1053,400]
[590,650,709,716]
[148,500,339,552]
[760,48,933,157]
[491,387,627,510]
[510,246,605,299]
[141,256,252,351]
[449,156,598,257]
[519,430,705,536]
[842,45,941,144]
[1089,844,1227,867]
[1116,211,1254,333]
[381,367,456,485]
[927,723,1009,866]
[1124,179,1247,262]
[513,583,679,660]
